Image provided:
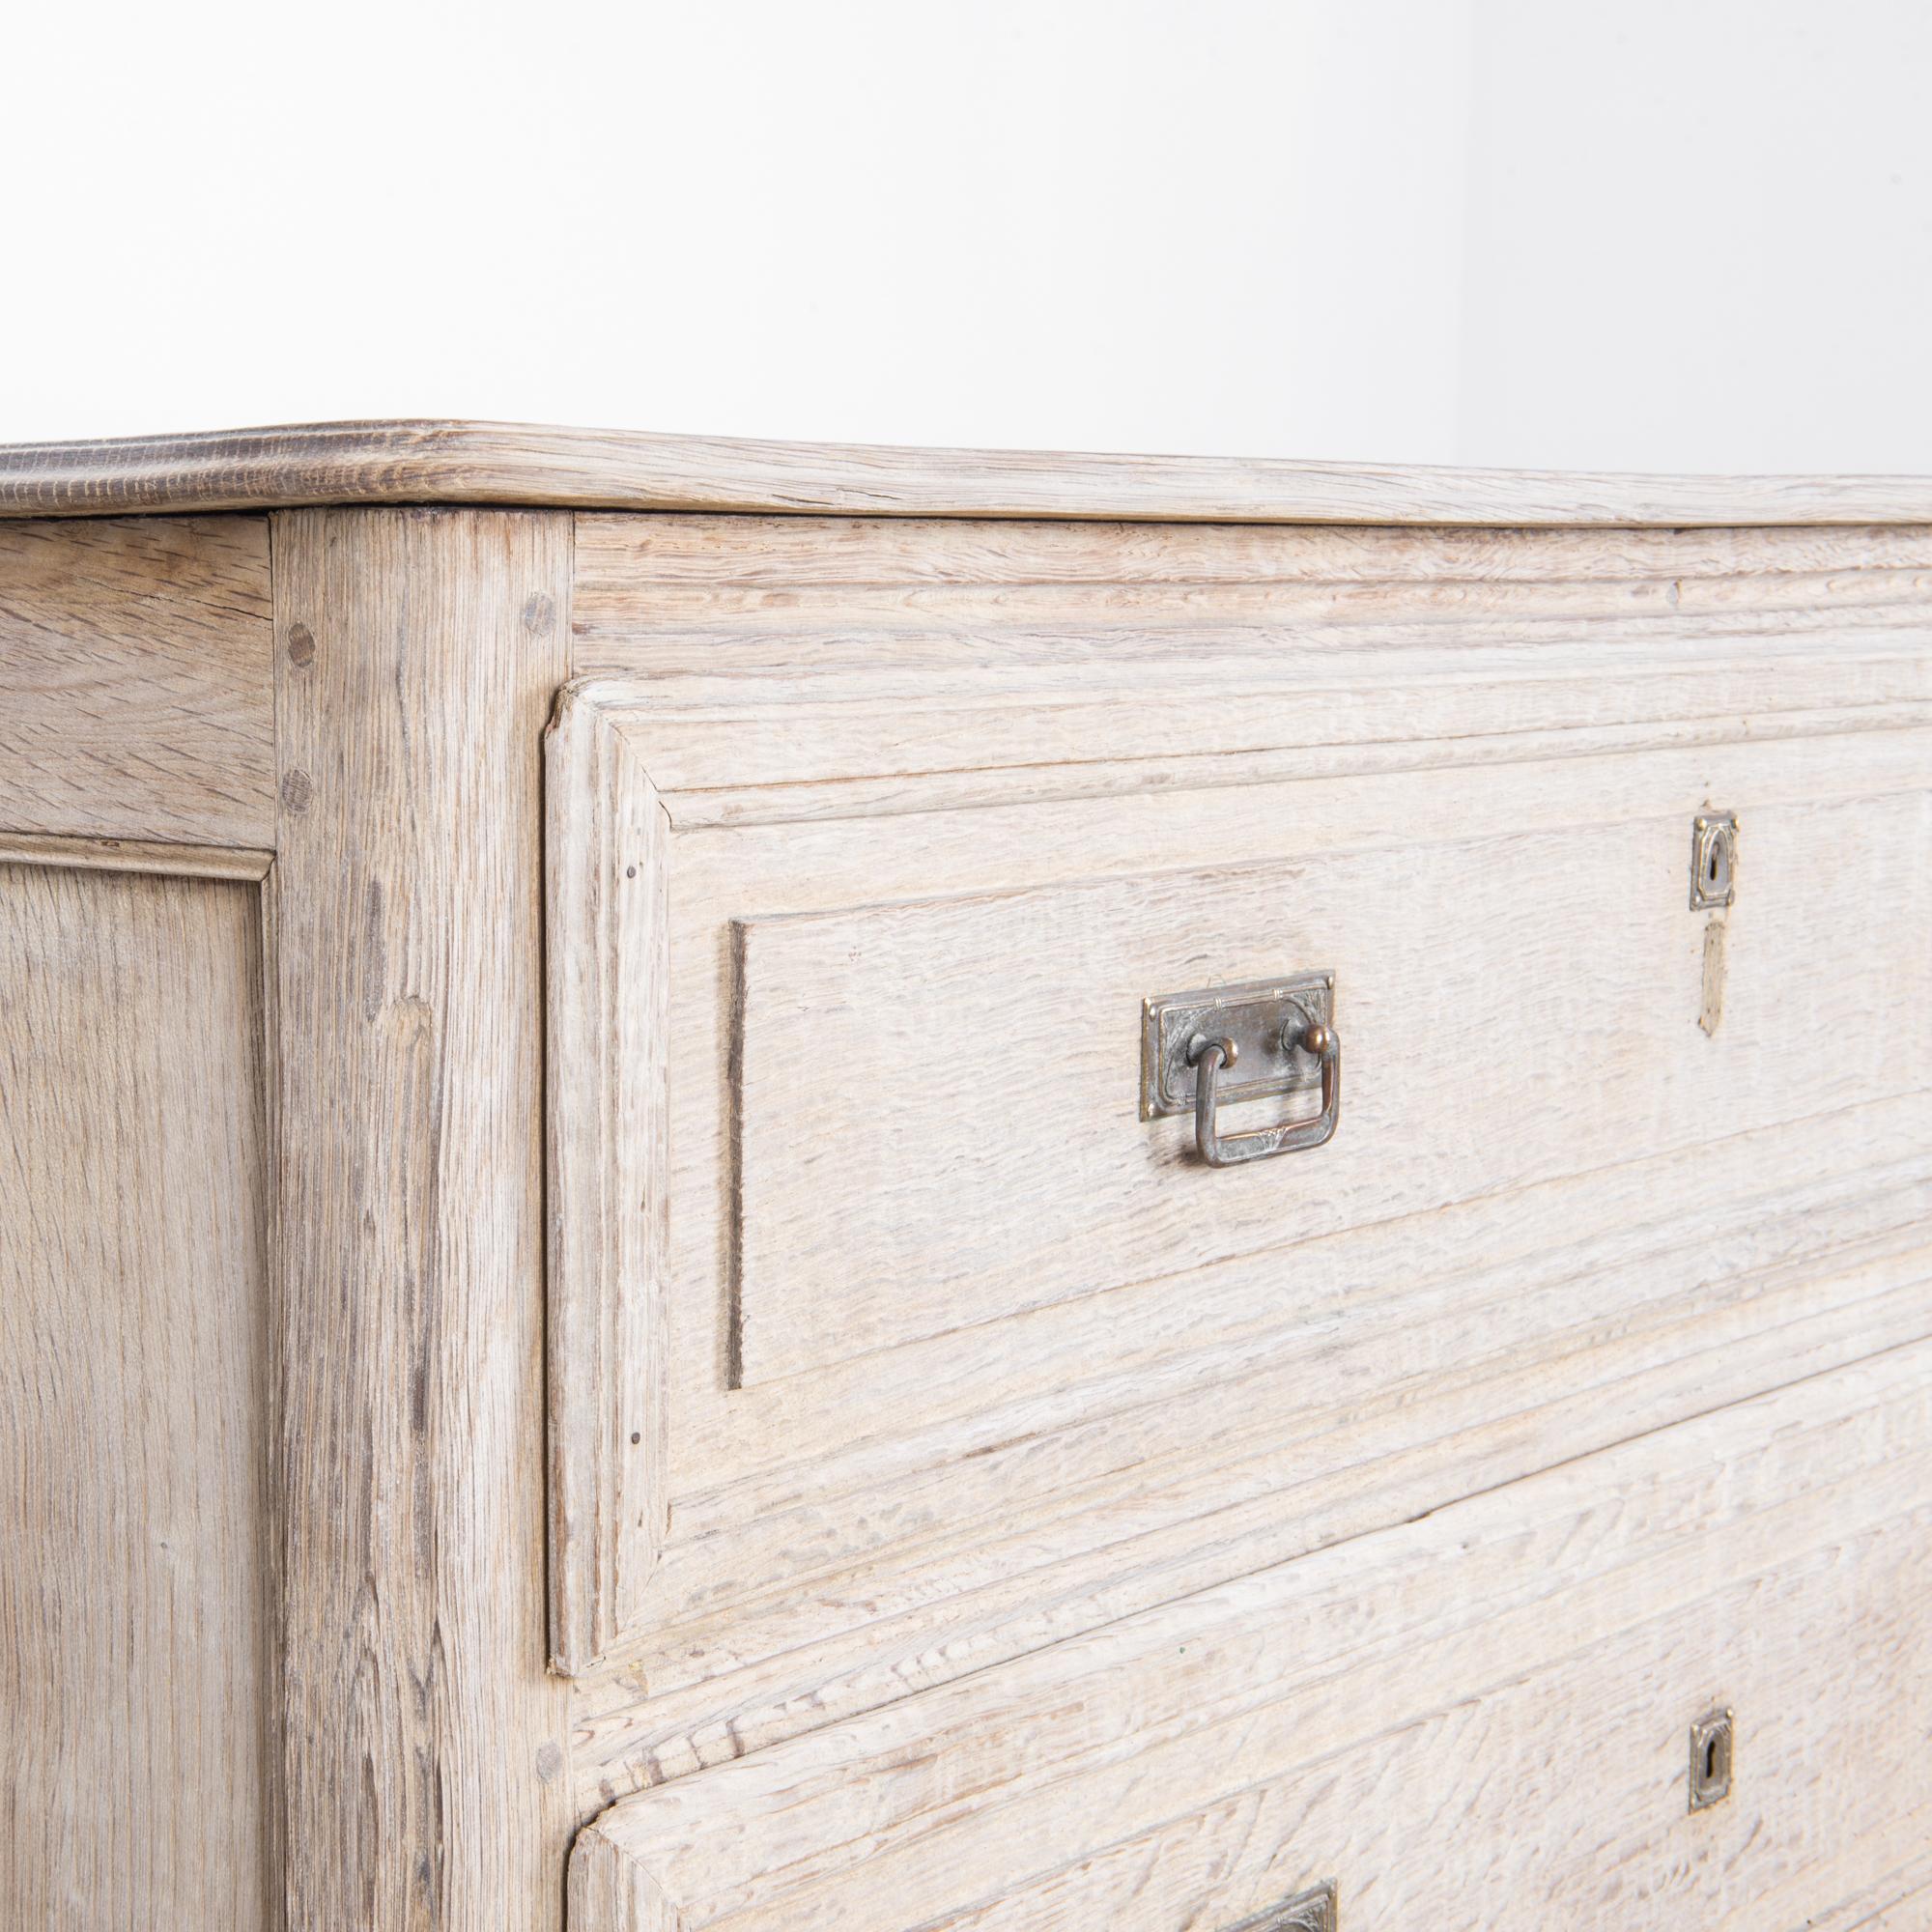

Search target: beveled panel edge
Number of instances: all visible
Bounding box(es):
[0,830,273,881]
[546,683,672,1676]
[6,419,1932,526]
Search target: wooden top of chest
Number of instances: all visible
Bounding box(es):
[3,418,1931,526]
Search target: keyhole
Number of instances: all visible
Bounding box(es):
[1690,1708,1733,1808]
[1690,814,1737,910]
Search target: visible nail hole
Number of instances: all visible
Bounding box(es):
[625,865,637,879]
[630,1432,641,1445]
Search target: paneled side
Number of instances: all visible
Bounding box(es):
[0,517,274,850]
[0,863,276,1930]
[573,1345,1932,1932]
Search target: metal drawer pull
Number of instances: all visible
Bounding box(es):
[1191,1018,1340,1166]
[1226,1882,1338,1931]
[1140,972,1341,1167]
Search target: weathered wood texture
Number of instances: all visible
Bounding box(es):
[1842,1864,1932,1932]
[0,864,276,1930]
[0,517,274,848]
[6,461,1929,1926]
[729,785,1927,1380]
[570,513,1932,683]
[7,420,1932,525]
[553,499,1932,1785]
[270,508,575,1932]
[572,1344,1932,1931]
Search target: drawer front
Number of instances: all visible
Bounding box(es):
[544,620,1932,1714]
[572,1345,1932,1931]
[729,787,1917,1378]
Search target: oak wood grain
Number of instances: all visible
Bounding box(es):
[572,1344,1932,1932]
[0,864,276,1930]
[270,507,574,1932]
[1839,1862,1932,1932]
[569,513,1932,696]
[4,419,1932,526]
[553,628,1932,1798]
[578,512,1932,587]
[0,516,274,848]
[9,469,1929,1925]
[730,787,1929,1382]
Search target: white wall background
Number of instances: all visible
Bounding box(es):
[1,0,1927,471]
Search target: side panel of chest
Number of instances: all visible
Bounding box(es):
[0,861,276,1930]
[0,517,274,853]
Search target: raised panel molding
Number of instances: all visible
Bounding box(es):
[542,646,1932,1717]
[547,689,671,1675]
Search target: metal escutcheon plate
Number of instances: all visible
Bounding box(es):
[1140,971,1335,1121]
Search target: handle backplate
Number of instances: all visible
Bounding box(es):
[1141,972,1341,1165]
[1140,973,1334,1119]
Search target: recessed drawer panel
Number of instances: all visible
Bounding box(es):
[570,1346,1932,1931]
[734,792,1925,1382]
[545,647,1932,1711]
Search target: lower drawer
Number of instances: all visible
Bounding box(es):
[571,1340,1932,1932]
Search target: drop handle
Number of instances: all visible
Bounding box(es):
[1187,1014,1341,1167]
[1139,972,1342,1167]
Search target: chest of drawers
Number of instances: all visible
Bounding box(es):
[3,422,1929,1931]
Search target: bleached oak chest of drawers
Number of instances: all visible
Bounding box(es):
[4,422,1931,1932]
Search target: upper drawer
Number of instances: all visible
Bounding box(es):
[543,599,1932,1715]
